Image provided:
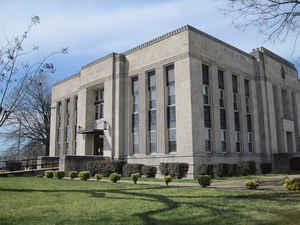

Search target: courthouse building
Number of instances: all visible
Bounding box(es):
[49,25,300,175]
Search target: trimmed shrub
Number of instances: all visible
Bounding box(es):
[159,163,189,178]
[122,164,143,177]
[164,175,172,186]
[87,160,125,177]
[227,164,238,177]
[54,171,65,179]
[244,179,260,189]
[236,161,250,176]
[196,164,214,178]
[197,175,212,187]
[78,171,90,181]
[260,163,272,174]
[213,164,229,177]
[94,173,103,181]
[247,161,257,175]
[283,177,300,191]
[131,173,140,184]
[109,173,121,183]
[69,171,78,179]
[141,166,157,178]
[0,170,6,173]
[7,160,22,171]
[44,170,54,178]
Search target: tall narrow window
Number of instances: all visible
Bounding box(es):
[132,77,139,153]
[74,96,78,155]
[203,64,211,152]
[219,70,226,152]
[148,71,157,153]
[245,79,253,152]
[57,102,62,153]
[65,99,70,153]
[233,75,241,152]
[95,89,104,120]
[167,65,176,152]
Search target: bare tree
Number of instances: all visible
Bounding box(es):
[224,0,300,44]
[1,74,52,156]
[0,16,67,127]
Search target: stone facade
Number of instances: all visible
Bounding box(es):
[50,25,300,177]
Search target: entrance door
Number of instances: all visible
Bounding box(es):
[94,134,104,156]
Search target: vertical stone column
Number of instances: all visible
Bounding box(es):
[250,80,261,154]
[274,86,284,153]
[127,78,133,156]
[189,57,204,155]
[211,65,220,153]
[156,66,167,154]
[139,72,147,155]
[49,102,58,156]
[224,70,234,153]
[239,77,248,153]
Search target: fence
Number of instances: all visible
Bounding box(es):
[0,157,59,172]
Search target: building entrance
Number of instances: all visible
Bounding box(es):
[94,134,104,156]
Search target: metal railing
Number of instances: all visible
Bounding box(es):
[0,158,59,171]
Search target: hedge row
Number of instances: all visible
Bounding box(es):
[159,163,189,179]
[196,161,267,178]
[86,160,158,177]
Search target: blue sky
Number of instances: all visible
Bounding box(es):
[1,0,300,85]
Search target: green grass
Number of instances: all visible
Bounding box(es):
[1,177,300,225]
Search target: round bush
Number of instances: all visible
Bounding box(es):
[94,173,103,181]
[141,166,157,178]
[197,175,211,187]
[78,171,90,181]
[283,177,300,191]
[164,175,172,186]
[54,171,65,179]
[131,173,140,184]
[244,179,259,189]
[44,170,54,178]
[109,173,121,183]
[69,171,78,179]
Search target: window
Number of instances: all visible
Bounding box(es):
[235,131,241,152]
[148,71,156,109]
[74,96,78,154]
[95,89,104,119]
[245,97,250,113]
[232,75,238,93]
[233,94,238,111]
[148,71,157,153]
[234,112,240,131]
[205,128,211,152]
[57,102,62,152]
[248,132,253,152]
[132,77,139,153]
[167,65,176,152]
[247,115,252,132]
[220,109,226,129]
[204,106,211,128]
[219,90,224,108]
[281,66,286,79]
[202,64,209,85]
[244,79,250,97]
[203,85,209,105]
[220,129,226,153]
[218,70,224,89]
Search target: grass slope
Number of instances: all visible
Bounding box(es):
[0,177,300,225]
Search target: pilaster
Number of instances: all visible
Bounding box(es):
[211,64,220,153]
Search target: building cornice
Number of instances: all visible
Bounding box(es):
[53,72,80,87]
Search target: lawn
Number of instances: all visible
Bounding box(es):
[0,177,300,225]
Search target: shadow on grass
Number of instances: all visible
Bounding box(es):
[0,185,300,225]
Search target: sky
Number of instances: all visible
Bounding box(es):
[1,0,300,85]
[0,0,300,154]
